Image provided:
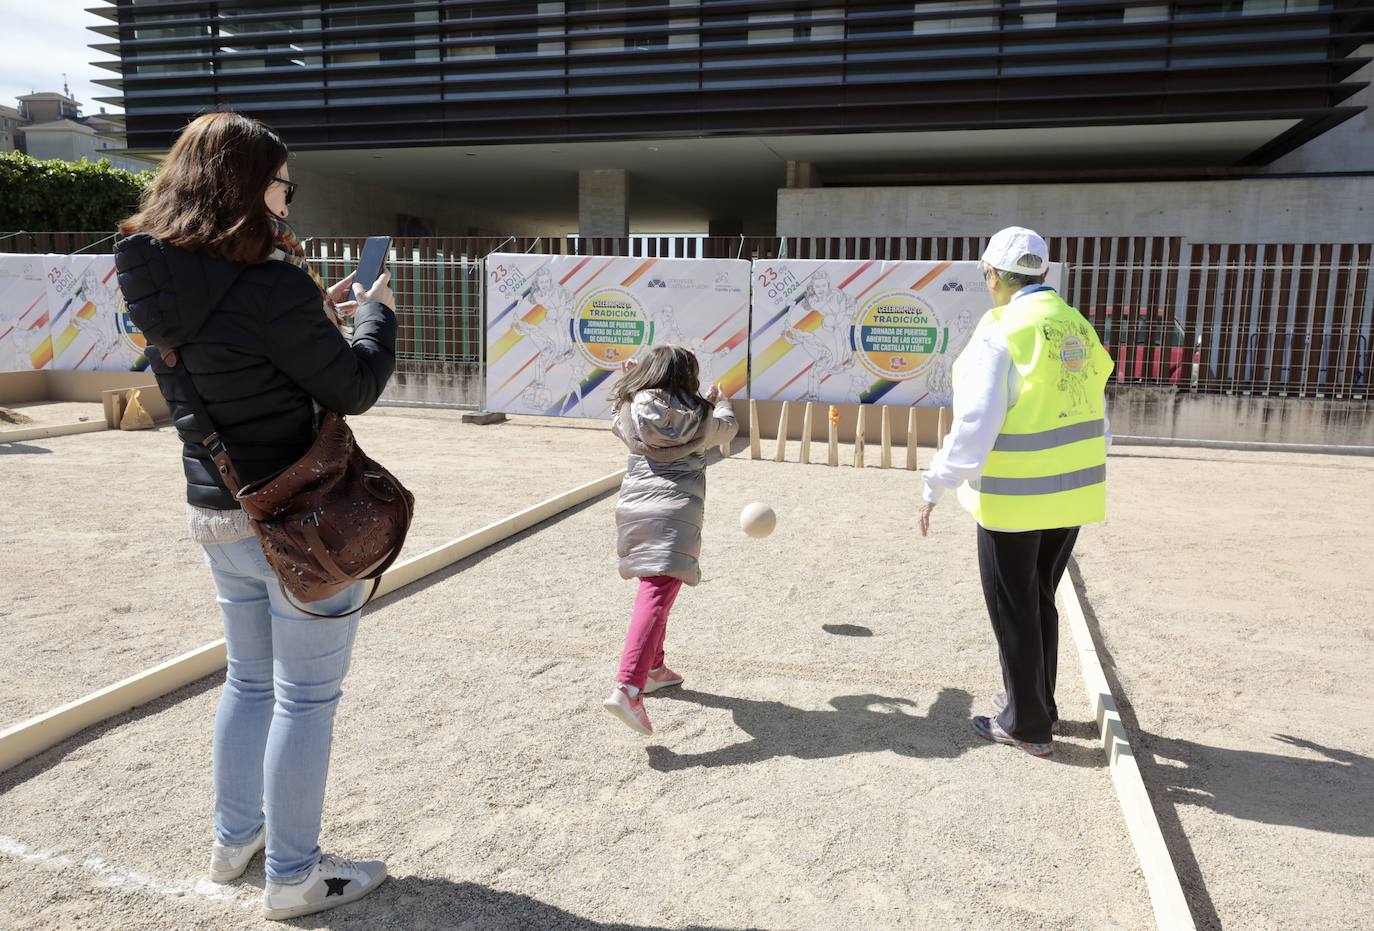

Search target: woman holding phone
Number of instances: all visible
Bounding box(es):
[115,111,396,921]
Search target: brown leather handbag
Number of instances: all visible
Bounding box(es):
[162,347,414,616]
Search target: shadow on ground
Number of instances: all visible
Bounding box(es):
[643,687,1103,771]
[821,623,873,637]
[0,441,52,455]
[255,874,766,930]
[1142,731,1374,837]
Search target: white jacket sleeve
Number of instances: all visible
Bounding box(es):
[921,330,1013,504]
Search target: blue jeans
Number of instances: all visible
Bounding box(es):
[204,536,366,884]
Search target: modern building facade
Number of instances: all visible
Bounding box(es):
[90,1,1372,237]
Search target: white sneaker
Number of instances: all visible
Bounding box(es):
[262,852,388,921]
[207,827,265,883]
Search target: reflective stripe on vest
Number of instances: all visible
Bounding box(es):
[991,418,1105,453]
[972,464,1106,497]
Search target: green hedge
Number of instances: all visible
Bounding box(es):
[0,151,154,232]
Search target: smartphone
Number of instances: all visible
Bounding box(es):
[354,236,391,292]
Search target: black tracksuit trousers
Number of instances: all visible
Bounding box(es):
[976,525,1080,744]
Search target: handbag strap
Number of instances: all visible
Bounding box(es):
[153,345,410,621]
[156,347,244,496]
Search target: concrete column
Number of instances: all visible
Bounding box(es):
[579,168,629,237]
[786,161,822,189]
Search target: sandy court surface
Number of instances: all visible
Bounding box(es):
[0,456,1152,930]
[1076,446,1374,930]
[0,401,104,430]
[0,409,622,727]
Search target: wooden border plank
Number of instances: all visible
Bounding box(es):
[0,641,227,773]
[0,468,627,774]
[1059,571,1196,931]
[0,421,107,444]
[375,468,624,597]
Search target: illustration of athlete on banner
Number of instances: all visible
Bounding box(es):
[0,254,149,373]
[485,254,750,419]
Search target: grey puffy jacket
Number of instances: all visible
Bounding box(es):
[613,389,739,586]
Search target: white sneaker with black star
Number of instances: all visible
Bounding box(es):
[207,827,265,883]
[262,852,387,921]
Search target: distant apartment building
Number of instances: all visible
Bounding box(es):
[5,91,155,173]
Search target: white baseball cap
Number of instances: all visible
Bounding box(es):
[981,227,1049,276]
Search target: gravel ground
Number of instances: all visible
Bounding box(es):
[0,409,622,727]
[0,455,1151,930]
[1076,446,1374,930]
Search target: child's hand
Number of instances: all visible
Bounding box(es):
[707,384,722,403]
[623,358,638,372]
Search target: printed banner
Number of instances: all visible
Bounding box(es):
[0,253,148,372]
[0,255,54,372]
[749,259,1062,406]
[485,254,750,418]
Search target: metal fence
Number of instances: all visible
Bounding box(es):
[6,232,1371,406]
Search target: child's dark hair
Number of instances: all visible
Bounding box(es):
[612,345,710,413]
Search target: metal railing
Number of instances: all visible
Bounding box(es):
[6,233,1371,405]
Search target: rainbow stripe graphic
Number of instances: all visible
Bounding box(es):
[0,292,52,370]
[489,305,549,364]
[548,366,617,416]
[486,254,751,417]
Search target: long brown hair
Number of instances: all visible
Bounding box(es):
[119,111,288,263]
[612,345,710,414]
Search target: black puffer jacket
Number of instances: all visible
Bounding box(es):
[114,234,397,510]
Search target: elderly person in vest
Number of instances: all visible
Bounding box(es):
[918,227,1112,757]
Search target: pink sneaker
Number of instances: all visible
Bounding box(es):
[643,665,684,694]
[603,685,653,735]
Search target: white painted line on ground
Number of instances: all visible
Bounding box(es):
[0,420,108,444]
[1059,571,1195,931]
[0,468,627,774]
[0,834,254,911]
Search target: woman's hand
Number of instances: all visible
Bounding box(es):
[326,271,356,305]
[351,270,394,310]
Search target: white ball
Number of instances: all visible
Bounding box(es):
[739,501,777,539]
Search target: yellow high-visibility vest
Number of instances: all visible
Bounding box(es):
[956,289,1114,530]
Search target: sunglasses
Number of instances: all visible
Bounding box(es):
[273,176,298,205]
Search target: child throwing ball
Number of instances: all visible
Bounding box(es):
[603,345,738,735]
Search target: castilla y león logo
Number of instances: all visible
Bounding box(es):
[1058,333,1087,373]
[574,287,650,369]
[851,291,947,380]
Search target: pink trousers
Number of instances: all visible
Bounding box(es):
[617,575,684,690]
